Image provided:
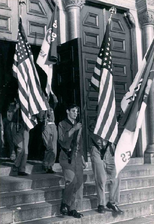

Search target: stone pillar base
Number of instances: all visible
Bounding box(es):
[144,152,154,164]
[144,144,154,164]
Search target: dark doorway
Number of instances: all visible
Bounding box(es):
[0,40,47,160]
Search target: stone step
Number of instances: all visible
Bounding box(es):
[0,159,62,176]
[0,161,44,176]
[0,157,145,177]
[126,157,144,166]
[0,201,54,224]
[0,162,154,224]
[0,174,63,193]
[11,200,154,224]
[1,170,154,196]
[0,208,12,224]
[84,175,154,198]
[1,181,154,221]
[120,175,154,190]
[84,164,154,183]
[84,186,154,206]
[1,176,154,208]
[112,214,154,224]
[0,176,33,193]
[0,165,11,177]
[0,198,95,224]
[121,164,154,178]
[0,186,62,208]
[1,170,154,195]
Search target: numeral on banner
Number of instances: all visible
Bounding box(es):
[121,151,131,162]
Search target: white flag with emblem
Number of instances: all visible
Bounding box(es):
[37,4,58,97]
[114,38,154,177]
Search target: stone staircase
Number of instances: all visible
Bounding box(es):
[0,158,154,224]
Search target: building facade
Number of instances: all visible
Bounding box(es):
[0,0,154,163]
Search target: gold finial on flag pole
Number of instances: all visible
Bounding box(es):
[19,0,26,17]
[53,0,59,7]
[109,6,117,23]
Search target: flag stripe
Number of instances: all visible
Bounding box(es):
[94,69,118,142]
[91,57,102,90]
[21,111,36,130]
[103,99,118,142]
[108,123,118,143]
[95,69,111,123]
[23,60,48,111]
[13,18,49,130]
[18,62,41,114]
[98,68,110,102]
[91,22,118,143]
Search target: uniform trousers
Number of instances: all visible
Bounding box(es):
[90,146,120,206]
[59,151,83,211]
[4,122,16,159]
[14,130,29,172]
[42,123,57,169]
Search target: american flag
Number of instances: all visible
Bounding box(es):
[91,21,118,143]
[13,18,49,130]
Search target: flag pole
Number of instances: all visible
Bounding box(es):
[17,1,26,131]
[108,6,117,23]
[80,6,117,123]
[19,0,26,18]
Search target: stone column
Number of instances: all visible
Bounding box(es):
[63,0,85,40]
[136,0,154,163]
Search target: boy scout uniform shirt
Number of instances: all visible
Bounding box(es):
[58,118,83,159]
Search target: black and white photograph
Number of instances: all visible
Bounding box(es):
[0,0,154,223]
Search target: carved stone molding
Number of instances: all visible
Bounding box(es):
[124,12,136,28]
[136,0,154,26]
[63,0,85,10]
[138,10,154,26]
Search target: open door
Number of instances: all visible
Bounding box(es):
[53,38,87,159]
